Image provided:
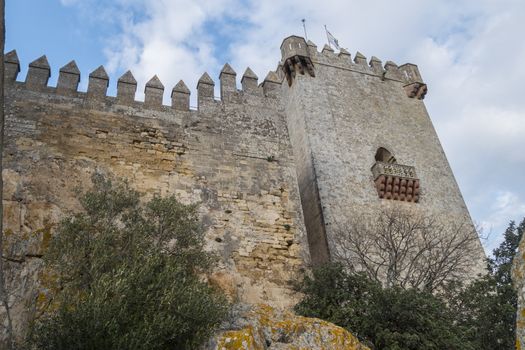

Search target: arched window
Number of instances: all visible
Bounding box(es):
[375,147,396,164]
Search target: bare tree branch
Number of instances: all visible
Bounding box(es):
[332,207,481,292]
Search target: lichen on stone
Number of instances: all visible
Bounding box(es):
[211,304,369,350]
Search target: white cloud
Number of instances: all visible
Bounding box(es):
[100,0,239,104]
[230,1,525,247]
[480,191,525,253]
[62,0,525,250]
[403,4,525,250]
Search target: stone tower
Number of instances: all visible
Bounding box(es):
[2,35,487,340]
[279,35,484,266]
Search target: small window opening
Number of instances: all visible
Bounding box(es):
[375,147,396,163]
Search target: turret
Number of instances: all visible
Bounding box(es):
[280,36,315,86]
[399,63,427,100]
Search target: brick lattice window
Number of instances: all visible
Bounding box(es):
[371,148,420,203]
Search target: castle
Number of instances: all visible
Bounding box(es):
[2,35,485,332]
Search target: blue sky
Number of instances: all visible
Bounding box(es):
[6,0,525,254]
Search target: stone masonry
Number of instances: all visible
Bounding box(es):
[280,36,485,266]
[2,35,486,338]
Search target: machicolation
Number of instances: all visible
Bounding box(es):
[2,35,485,338]
[4,36,427,110]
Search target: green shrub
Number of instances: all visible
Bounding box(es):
[448,218,524,349]
[29,174,228,350]
[295,263,472,350]
[296,218,525,350]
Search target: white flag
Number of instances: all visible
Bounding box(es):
[326,28,340,50]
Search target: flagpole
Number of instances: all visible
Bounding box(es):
[302,19,308,40]
[324,24,331,49]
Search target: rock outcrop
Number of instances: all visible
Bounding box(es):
[209,305,369,350]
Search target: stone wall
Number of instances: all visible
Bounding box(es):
[281,37,486,272]
[1,35,488,341]
[2,56,309,336]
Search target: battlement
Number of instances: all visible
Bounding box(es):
[1,35,485,341]
[5,36,428,115]
[280,36,428,99]
[3,50,283,111]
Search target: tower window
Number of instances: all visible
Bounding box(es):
[371,147,419,203]
[375,147,397,164]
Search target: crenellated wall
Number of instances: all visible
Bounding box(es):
[4,50,283,110]
[2,49,309,338]
[280,35,484,271]
[1,35,486,342]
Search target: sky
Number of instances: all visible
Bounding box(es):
[5,0,525,254]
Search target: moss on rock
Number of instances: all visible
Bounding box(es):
[213,304,369,350]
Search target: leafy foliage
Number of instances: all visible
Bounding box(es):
[296,217,525,350]
[491,219,525,285]
[29,174,228,350]
[294,263,378,341]
[449,218,525,349]
[295,264,470,350]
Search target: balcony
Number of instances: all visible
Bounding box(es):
[371,162,420,203]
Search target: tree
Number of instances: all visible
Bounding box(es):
[296,216,525,350]
[295,263,472,350]
[296,218,525,349]
[28,174,228,349]
[448,218,524,349]
[491,219,525,284]
[331,208,481,292]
